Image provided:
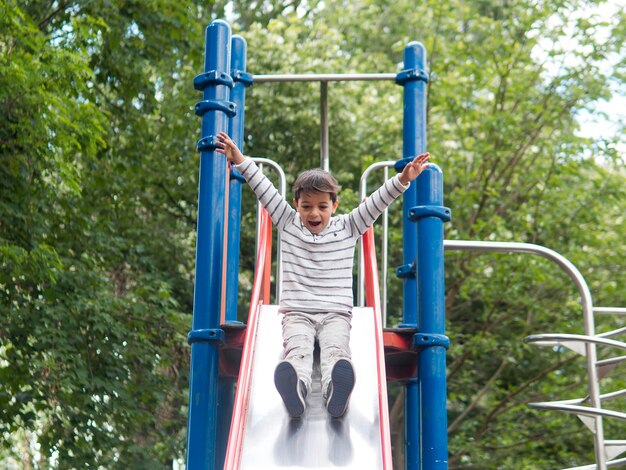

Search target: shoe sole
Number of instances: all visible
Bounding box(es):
[327,359,355,418]
[274,362,305,418]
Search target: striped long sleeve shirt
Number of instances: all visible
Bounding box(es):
[236,157,409,315]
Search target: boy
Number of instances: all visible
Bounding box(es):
[216,132,429,418]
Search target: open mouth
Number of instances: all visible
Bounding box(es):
[308,221,322,230]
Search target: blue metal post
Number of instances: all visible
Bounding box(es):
[224,34,252,324]
[395,41,429,470]
[412,166,450,469]
[215,34,252,470]
[187,20,234,470]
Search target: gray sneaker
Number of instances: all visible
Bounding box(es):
[326,359,355,418]
[274,361,307,418]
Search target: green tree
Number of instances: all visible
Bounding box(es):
[1,0,220,466]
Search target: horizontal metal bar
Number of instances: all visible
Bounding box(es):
[597,356,626,368]
[597,326,626,339]
[565,456,626,470]
[525,333,626,351]
[527,402,626,421]
[253,73,397,83]
[607,457,626,468]
[595,307,626,316]
[599,389,626,401]
[529,388,626,407]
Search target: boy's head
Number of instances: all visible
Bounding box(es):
[292,168,340,234]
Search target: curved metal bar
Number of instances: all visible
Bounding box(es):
[606,440,626,446]
[595,307,626,316]
[525,334,626,352]
[357,161,397,318]
[251,158,286,302]
[597,326,626,339]
[444,239,606,467]
[527,402,626,421]
[564,456,626,470]
[253,73,397,83]
[597,356,626,368]
[600,389,626,401]
[532,388,626,407]
[607,456,626,468]
[606,457,626,468]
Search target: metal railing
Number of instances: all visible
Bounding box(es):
[251,157,286,303]
[357,161,396,325]
[444,240,626,469]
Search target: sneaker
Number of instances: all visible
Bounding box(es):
[326,359,355,418]
[274,361,307,418]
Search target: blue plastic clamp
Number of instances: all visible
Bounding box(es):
[231,69,254,87]
[196,135,219,152]
[187,328,225,345]
[395,67,429,85]
[409,205,451,222]
[396,261,416,279]
[229,167,246,182]
[193,70,234,90]
[194,99,237,118]
[413,333,450,350]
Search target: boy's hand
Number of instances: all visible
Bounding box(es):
[398,152,430,185]
[215,131,245,165]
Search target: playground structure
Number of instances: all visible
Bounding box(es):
[185,19,626,470]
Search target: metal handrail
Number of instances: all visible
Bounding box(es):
[253,73,397,83]
[597,356,626,369]
[597,326,626,339]
[529,388,626,406]
[527,402,626,421]
[595,307,626,316]
[525,334,626,352]
[251,157,286,302]
[566,456,626,470]
[444,239,607,468]
[357,161,396,326]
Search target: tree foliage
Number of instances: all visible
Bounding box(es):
[2,0,625,468]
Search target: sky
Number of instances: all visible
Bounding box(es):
[563,1,625,156]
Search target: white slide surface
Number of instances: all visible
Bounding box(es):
[226,304,391,469]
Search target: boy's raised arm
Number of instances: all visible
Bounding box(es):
[346,152,431,236]
[215,132,295,230]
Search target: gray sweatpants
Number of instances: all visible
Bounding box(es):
[280,310,352,398]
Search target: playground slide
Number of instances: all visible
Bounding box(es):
[224,304,392,469]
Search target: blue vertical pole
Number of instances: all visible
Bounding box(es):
[187,19,235,470]
[224,34,252,324]
[214,34,252,470]
[412,166,450,469]
[395,41,429,470]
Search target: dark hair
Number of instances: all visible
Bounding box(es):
[293,168,340,202]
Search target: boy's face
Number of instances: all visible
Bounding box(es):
[293,191,338,234]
